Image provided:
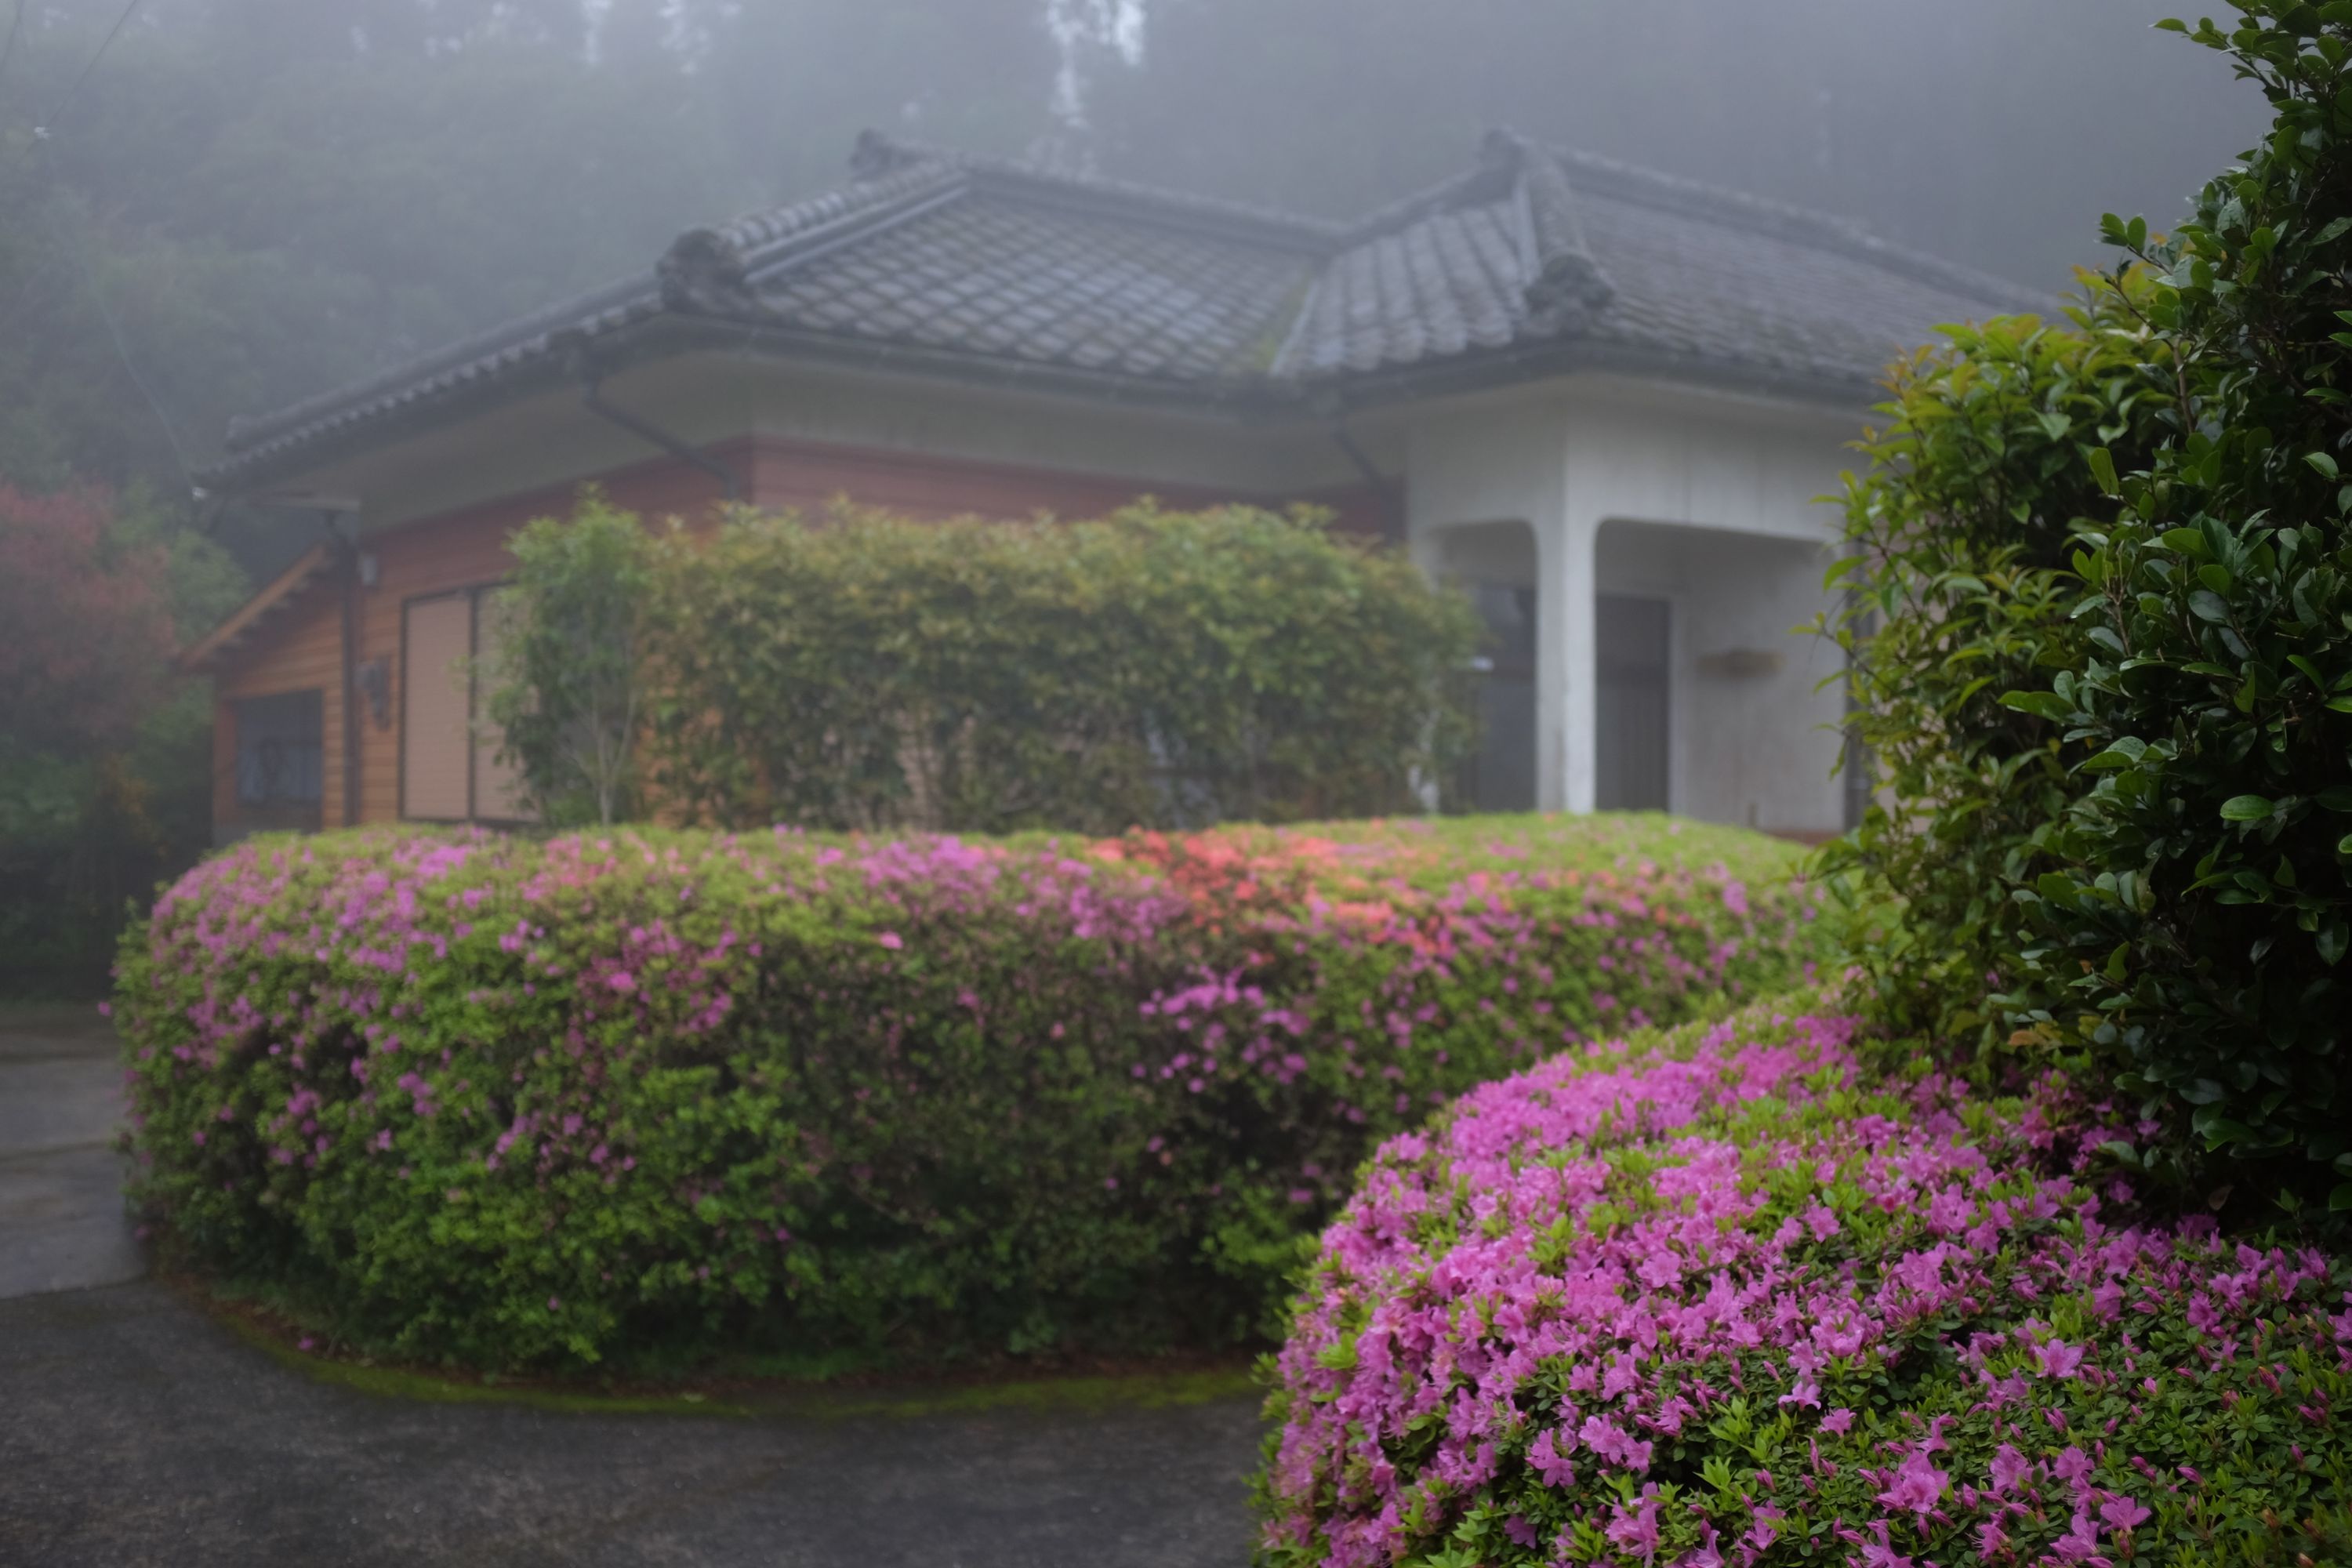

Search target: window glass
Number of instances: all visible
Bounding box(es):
[234,691,324,807]
[471,588,536,822]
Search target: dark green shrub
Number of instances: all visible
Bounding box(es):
[1823,298,2167,1052]
[114,813,1820,1370]
[640,502,1482,834]
[1831,5,2352,1210]
[1996,8,2352,1208]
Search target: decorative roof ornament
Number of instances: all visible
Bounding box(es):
[1480,129,1617,329]
[655,227,772,320]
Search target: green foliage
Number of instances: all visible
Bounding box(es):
[0,481,247,996]
[2005,5,2352,1209]
[113,813,1821,1370]
[482,491,662,827]
[642,503,1483,833]
[1820,296,2169,1054]
[1828,5,2352,1211]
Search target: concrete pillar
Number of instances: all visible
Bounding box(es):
[1536,512,1597,813]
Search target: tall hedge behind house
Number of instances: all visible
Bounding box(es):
[490,502,1483,834]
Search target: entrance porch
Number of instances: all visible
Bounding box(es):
[1405,389,1858,837]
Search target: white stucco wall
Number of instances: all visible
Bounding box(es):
[1593,522,1845,833]
[1407,374,1859,831]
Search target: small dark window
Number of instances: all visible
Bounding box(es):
[234,691,324,808]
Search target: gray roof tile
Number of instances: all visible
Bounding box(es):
[208,130,2043,489]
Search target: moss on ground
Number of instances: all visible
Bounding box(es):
[212,1298,1257,1423]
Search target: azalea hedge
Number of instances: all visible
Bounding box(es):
[114,813,1820,1369]
[1256,1000,2352,1566]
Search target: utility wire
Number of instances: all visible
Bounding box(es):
[89,267,198,496]
[37,0,145,138]
[0,1,26,108]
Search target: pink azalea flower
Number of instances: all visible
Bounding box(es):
[2100,1491,2152,1532]
[876,931,903,950]
[2034,1338,2086,1378]
[1529,1427,1577,1488]
[1875,1449,1949,1522]
[1603,1494,1661,1563]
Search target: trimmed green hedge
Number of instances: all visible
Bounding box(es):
[491,499,1484,833]
[115,814,1822,1370]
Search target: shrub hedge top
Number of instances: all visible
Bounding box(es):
[1257,1000,2352,1566]
[510,500,1486,834]
[115,813,1823,1370]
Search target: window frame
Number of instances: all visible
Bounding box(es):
[229,686,327,829]
[397,581,534,828]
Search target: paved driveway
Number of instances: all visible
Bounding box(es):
[0,1006,1264,1567]
[0,1004,143,1300]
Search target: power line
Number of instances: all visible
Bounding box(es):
[37,0,146,138]
[0,0,147,345]
[89,269,198,497]
[0,2,26,107]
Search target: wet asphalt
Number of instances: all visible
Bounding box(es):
[0,1005,1262,1568]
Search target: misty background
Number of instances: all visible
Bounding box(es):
[0,0,2268,576]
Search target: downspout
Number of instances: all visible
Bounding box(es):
[1327,415,1406,543]
[579,377,743,503]
[327,511,364,828]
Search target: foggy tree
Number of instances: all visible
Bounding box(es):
[1077,0,2267,289]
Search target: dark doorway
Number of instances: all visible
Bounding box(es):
[1597,594,1670,811]
[1465,583,1537,812]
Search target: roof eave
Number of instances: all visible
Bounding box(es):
[177,541,339,674]
[1300,339,1892,418]
[201,310,1319,500]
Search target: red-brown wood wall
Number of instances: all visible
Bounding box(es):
[207,433,1388,836]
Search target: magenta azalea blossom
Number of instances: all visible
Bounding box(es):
[1255,1001,2350,1568]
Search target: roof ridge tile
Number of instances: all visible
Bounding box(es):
[844,129,1344,251]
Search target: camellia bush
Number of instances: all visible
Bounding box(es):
[1828,3,2352,1210]
[1821,289,2163,1055]
[114,813,1819,1369]
[1994,7,2352,1207]
[1255,999,2352,1566]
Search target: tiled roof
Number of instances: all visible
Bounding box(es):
[205,130,2039,489]
[1274,134,2034,385]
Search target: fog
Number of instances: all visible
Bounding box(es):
[0,0,2268,547]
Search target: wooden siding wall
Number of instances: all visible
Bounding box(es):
[212,432,1389,833]
[213,576,347,834]
[354,452,732,825]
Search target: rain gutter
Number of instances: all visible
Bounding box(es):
[579,376,742,503]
